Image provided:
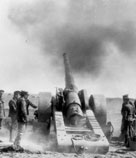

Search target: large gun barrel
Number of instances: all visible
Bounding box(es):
[37,53,109,154]
[63,53,83,125]
[63,53,77,92]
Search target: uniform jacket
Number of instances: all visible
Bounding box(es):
[0,99,5,118]
[8,98,17,117]
[121,102,135,121]
[16,98,27,123]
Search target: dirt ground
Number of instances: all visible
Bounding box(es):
[0,143,136,158]
[0,97,136,157]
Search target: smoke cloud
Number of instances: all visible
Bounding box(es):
[8,0,136,77]
[1,0,135,97]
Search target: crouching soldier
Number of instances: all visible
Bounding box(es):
[105,122,114,142]
[8,91,20,142]
[0,90,5,129]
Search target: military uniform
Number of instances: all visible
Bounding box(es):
[9,98,18,142]
[14,91,37,149]
[121,100,135,146]
[121,102,134,129]
[14,98,27,147]
[0,99,5,129]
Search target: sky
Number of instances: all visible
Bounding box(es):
[1,0,136,97]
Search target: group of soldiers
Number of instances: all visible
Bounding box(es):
[0,89,136,149]
[121,95,136,147]
[0,90,37,150]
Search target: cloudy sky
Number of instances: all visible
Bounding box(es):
[1,0,136,97]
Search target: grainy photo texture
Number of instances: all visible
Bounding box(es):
[0,0,136,158]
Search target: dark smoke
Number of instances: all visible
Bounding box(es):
[8,0,136,76]
[53,24,136,75]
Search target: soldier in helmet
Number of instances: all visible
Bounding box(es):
[121,94,135,146]
[0,90,5,129]
[8,91,20,142]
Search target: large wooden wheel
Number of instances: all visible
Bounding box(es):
[38,92,52,122]
[89,95,107,127]
[78,89,89,112]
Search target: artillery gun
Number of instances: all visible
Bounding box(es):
[36,53,109,154]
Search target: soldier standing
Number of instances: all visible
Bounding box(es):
[0,90,5,130]
[14,91,37,149]
[8,91,20,142]
[14,91,28,149]
[121,95,135,146]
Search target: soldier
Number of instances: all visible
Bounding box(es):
[0,90,5,130]
[56,88,64,111]
[25,93,37,116]
[121,95,135,146]
[8,91,20,142]
[14,91,37,149]
[121,95,133,134]
[105,121,114,142]
[14,91,28,149]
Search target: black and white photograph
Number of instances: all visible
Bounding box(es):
[0,0,136,157]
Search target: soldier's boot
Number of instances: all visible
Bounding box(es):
[13,143,23,151]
